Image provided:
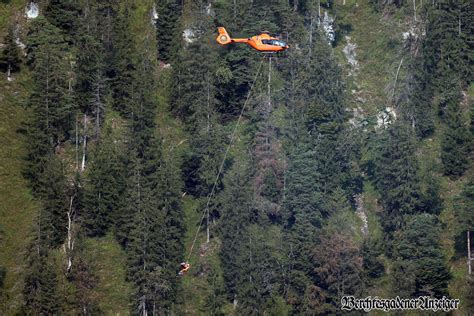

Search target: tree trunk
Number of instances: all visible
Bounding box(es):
[75,117,79,170]
[391,57,404,105]
[318,0,321,27]
[308,11,314,62]
[268,57,272,110]
[206,72,211,133]
[468,230,472,275]
[7,63,11,80]
[81,114,87,171]
[413,0,417,22]
[66,195,75,273]
[233,0,237,21]
[207,209,210,243]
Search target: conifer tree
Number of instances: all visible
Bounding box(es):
[371,123,421,232]
[0,25,21,76]
[204,273,227,315]
[391,213,450,297]
[44,0,82,42]
[26,18,72,138]
[74,2,107,134]
[441,82,469,178]
[82,127,125,237]
[22,251,61,314]
[458,176,474,231]
[361,237,384,281]
[35,156,69,248]
[399,55,435,138]
[156,0,181,63]
[466,275,474,314]
[154,151,185,284]
[172,34,218,131]
[312,230,363,313]
[219,161,254,301]
[459,0,474,83]
[253,120,284,217]
[130,55,159,155]
[123,136,184,314]
[125,154,168,313]
[182,127,225,197]
[25,17,72,189]
[173,22,225,198]
[115,154,141,247]
[69,253,101,314]
[423,0,468,89]
[236,225,285,314]
[96,0,119,51]
[283,138,323,230]
[302,32,346,135]
[110,9,137,117]
[454,176,474,255]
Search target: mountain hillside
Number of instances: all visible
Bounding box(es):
[0,0,472,314]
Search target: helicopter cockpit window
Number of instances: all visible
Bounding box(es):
[262,39,287,47]
[273,40,287,47]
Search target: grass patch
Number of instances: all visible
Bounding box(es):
[178,196,209,314]
[0,0,27,33]
[177,196,230,315]
[0,71,38,313]
[83,233,132,315]
[335,0,405,116]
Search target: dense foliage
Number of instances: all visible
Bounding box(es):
[0,0,471,314]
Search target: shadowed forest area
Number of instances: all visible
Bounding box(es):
[0,0,473,314]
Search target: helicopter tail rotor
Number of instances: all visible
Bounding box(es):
[216,27,232,45]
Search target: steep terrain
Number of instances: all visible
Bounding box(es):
[0,0,472,314]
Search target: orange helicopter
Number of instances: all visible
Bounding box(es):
[216,27,289,53]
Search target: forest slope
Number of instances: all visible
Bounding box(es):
[0,0,472,315]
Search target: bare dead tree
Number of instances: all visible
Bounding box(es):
[75,116,79,170]
[390,57,404,105]
[65,195,76,273]
[468,231,472,275]
[91,69,105,138]
[413,0,417,22]
[81,114,87,171]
